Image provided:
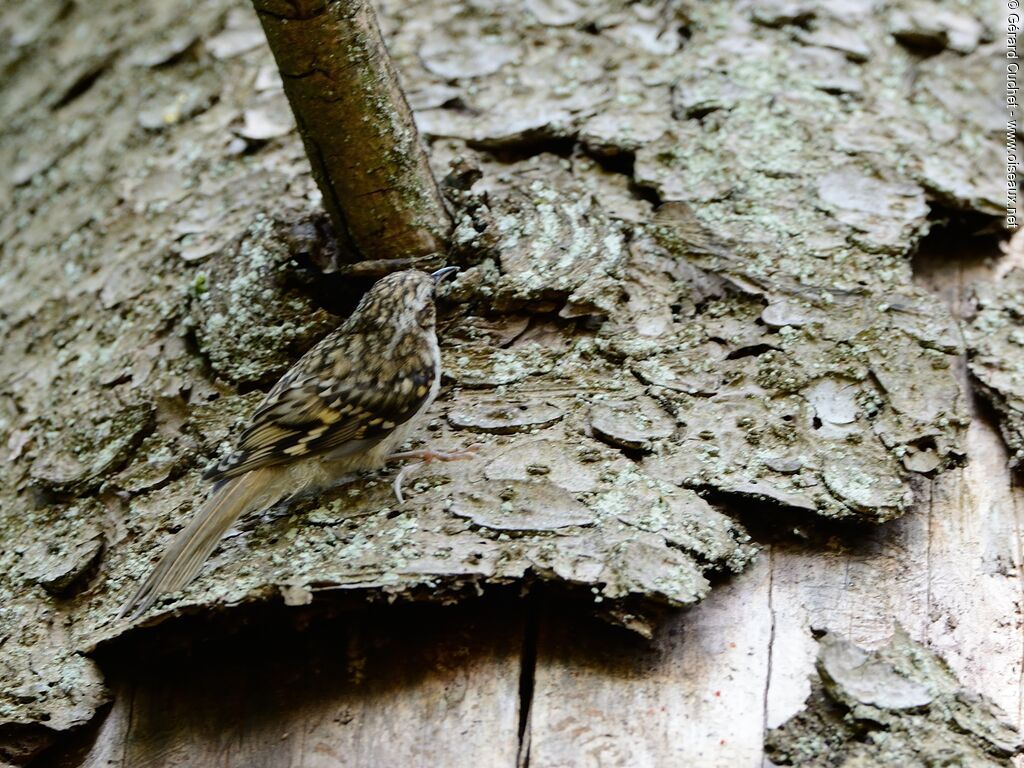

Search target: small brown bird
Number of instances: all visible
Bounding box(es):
[119,266,462,620]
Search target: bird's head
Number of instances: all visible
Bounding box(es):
[349,266,458,334]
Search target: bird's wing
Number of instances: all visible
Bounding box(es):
[203,332,436,482]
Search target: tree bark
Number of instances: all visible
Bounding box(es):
[0,0,1017,764]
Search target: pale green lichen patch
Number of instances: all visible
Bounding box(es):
[191,214,337,385]
[0,498,110,758]
[30,402,156,496]
[766,628,1022,766]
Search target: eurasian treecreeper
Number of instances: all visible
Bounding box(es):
[119,266,469,620]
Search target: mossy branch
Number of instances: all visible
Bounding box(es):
[252,0,451,264]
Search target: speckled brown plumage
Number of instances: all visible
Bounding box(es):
[119,268,455,620]
[205,270,442,480]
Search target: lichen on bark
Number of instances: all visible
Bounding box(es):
[0,0,1006,757]
[766,628,1023,767]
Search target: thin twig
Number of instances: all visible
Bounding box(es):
[252,0,452,264]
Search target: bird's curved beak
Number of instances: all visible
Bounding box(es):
[430,266,459,284]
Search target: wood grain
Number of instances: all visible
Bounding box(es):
[59,603,522,768]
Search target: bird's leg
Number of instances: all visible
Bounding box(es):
[387,446,480,462]
[388,444,480,503]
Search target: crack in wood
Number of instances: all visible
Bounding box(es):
[761,545,776,749]
[516,604,538,768]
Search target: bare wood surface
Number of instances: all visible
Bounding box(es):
[63,605,523,768]
[527,561,773,768]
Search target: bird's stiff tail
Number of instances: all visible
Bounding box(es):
[119,467,282,621]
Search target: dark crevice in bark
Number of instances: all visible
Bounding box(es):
[697,488,886,550]
[581,146,663,208]
[725,343,780,361]
[178,323,243,396]
[910,205,1003,293]
[922,198,1004,238]
[892,34,954,59]
[661,536,730,575]
[605,443,649,464]
[51,55,115,110]
[252,0,337,24]
[466,135,577,163]
[283,254,373,321]
[0,722,56,767]
[279,66,334,83]
[460,128,667,214]
[516,602,538,768]
[27,700,115,768]
[464,134,664,209]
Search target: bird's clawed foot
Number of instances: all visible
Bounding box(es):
[388,444,481,504]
